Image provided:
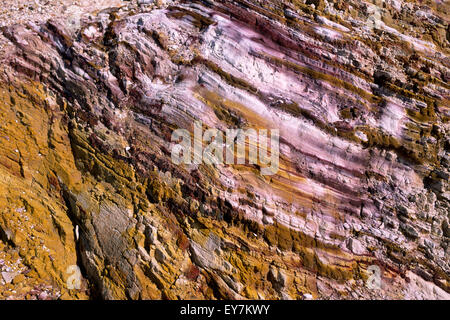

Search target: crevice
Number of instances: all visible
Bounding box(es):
[60,186,101,300]
[0,224,15,248]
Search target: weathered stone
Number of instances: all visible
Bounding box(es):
[0,0,448,301]
[1,272,17,284]
[401,224,420,239]
[347,238,366,255]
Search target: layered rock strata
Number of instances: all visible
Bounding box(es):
[0,0,448,299]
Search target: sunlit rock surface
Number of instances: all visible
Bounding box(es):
[0,0,448,299]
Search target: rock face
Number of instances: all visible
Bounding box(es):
[0,0,448,300]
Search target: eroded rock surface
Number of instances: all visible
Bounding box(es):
[0,0,449,299]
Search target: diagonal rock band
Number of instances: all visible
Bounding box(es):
[0,0,448,300]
